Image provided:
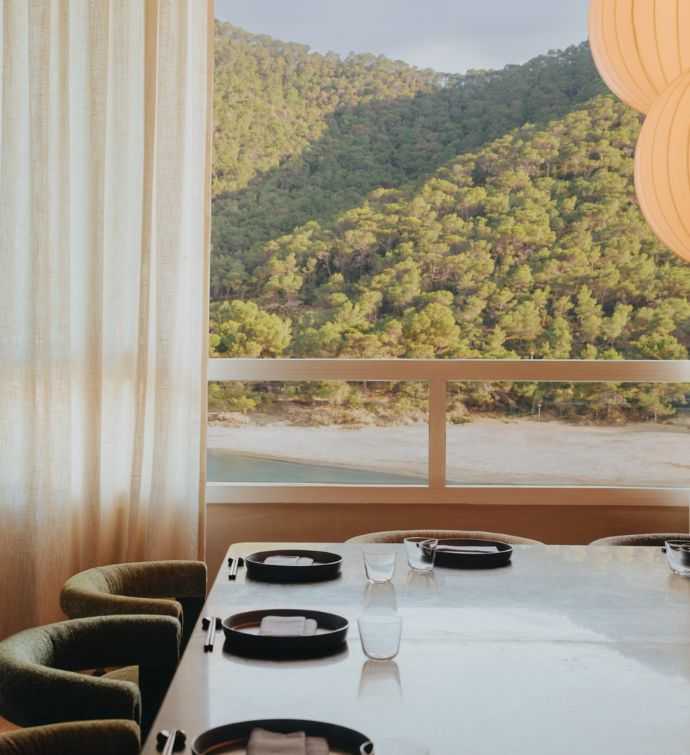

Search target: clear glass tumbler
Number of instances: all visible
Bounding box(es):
[665,540,690,575]
[403,537,437,572]
[357,613,403,660]
[363,551,397,583]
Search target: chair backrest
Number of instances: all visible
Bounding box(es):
[589,532,690,546]
[0,615,179,734]
[346,529,543,544]
[0,720,140,755]
[59,560,206,649]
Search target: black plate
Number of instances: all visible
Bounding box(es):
[222,609,348,659]
[192,718,369,754]
[425,538,513,569]
[245,549,343,583]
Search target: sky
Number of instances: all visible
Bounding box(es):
[214,0,592,74]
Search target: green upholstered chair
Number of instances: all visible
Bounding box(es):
[346,529,543,545]
[0,720,140,755]
[589,532,690,546]
[59,560,206,651]
[0,615,179,740]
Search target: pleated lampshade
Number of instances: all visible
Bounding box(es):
[589,0,690,113]
[634,67,690,262]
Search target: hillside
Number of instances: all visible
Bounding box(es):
[209,23,690,422]
[211,22,606,297]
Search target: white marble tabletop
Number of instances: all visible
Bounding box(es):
[142,543,690,755]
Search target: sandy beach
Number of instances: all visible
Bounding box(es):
[207,417,690,486]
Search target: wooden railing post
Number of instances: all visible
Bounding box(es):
[428,378,447,490]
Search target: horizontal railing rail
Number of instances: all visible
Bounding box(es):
[208,358,690,383]
[206,359,690,508]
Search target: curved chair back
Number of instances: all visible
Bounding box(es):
[589,532,690,546]
[0,720,139,755]
[346,529,543,544]
[0,615,179,738]
[60,560,206,650]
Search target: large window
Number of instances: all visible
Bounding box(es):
[208,2,690,505]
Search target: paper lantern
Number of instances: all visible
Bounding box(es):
[589,0,690,113]
[634,68,690,262]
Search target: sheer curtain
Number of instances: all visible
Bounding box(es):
[0,1,212,638]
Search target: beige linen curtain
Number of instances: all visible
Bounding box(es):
[0,0,212,639]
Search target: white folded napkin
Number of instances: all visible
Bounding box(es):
[306,737,330,755]
[435,545,500,553]
[264,555,315,566]
[259,615,318,636]
[247,729,305,755]
[247,728,329,754]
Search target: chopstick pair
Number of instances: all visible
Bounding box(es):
[227,555,244,580]
[156,728,186,754]
[202,615,222,652]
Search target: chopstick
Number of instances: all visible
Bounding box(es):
[202,615,222,652]
[156,728,186,754]
[228,555,244,580]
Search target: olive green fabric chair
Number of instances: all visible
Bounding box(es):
[60,560,206,651]
[0,720,139,755]
[346,529,543,544]
[0,615,179,740]
[589,532,690,546]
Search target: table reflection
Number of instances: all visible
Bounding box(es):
[357,660,402,703]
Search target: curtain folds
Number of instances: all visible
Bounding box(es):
[0,0,212,639]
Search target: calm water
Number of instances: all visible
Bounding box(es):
[207,449,426,484]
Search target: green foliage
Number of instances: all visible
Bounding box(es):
[211,22,606,295]
[208,382,258,413]
[209,22,690,421]
[209,300,291,357]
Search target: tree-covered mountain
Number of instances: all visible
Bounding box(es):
[211,22,606,298]
[209,22,690,421]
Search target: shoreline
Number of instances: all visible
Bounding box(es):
[207,417,690,486]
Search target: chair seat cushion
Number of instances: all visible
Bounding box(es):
[0,719,140,755]
[103,666,139,686]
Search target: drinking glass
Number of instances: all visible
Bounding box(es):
[360,739,429,754]
[404,537,437,572]
[665,539,690,575]
[357,613,403,660]
[363,551,397,583]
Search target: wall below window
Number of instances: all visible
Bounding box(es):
[206,502,689,573]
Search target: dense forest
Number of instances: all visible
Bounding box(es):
[209,22,690,423]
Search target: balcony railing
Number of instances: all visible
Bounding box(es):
[206,359,690,508]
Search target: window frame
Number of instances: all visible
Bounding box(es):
[206,358,690,508]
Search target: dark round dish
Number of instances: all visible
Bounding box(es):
[245,549,343,583]
[192,718,370,754]
[425,538,513,569]
[222,609,348,659]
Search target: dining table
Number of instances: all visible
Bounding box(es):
[142,541,690,754]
